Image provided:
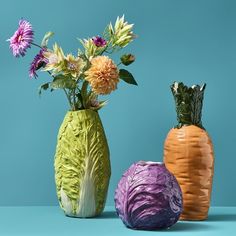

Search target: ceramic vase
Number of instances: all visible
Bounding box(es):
[114,161,183,229]
[163,82,214,220]
[54,109,111,217]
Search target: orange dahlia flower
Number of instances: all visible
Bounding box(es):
[85,56,119,95]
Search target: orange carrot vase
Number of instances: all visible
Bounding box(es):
[163,82,214,221]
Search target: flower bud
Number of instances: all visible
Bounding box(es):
[120,54,135,66]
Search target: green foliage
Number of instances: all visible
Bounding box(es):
[50,75,77,90]
[14,16,138,111]
[119,69,138,85]
[38,82,50,96]
[102,24,111,41]
[171,82,206,129]
[41,31,54,47]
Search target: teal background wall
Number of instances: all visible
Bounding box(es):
[0,0,235,206]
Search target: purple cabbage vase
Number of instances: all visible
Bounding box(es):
[114,161,183,230]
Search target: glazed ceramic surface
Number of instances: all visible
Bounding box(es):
[114,161,183,230]
[163,82,214,220]
[54,110,111,217]
[164,125,214,220]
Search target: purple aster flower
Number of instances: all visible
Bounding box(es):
[29,48,48,78]
[7,19,34,57]
[92,36,107,47]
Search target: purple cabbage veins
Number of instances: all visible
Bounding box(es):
[114,161,183,230]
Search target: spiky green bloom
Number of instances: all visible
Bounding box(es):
[55,110,111,217]
[86,91,107,111]
[109,15,135,48]
[43,44,86,79]
[64,53,86,79]
[43,43,66,75]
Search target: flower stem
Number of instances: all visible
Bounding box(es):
[46,71,73,110]
[81,81,89,109]
[63,88,73,110]
[100,39,112,55]
[31,42,43,49]
[72,88,77,111]
[47,71,53,77]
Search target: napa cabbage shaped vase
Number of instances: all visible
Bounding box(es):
[54,109,111,217]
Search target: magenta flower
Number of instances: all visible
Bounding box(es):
[29,48,48,78]
[92,36,106,47]
[7,19,34,57]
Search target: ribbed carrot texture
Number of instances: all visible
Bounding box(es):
[164,125,214,220]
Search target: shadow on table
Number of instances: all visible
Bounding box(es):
[207,213,236,222]
[97,211,118,219]
[167,222,213,232]
[126,222,214,232]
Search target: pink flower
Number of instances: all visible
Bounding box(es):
[92,36,106,47]
[7,19,34,57]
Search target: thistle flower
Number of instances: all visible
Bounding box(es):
[109,15,135,48]
[92,36,107,47]
[85,56,119,95]
[7,19,34,57]
[64,54,86,78]
[89,95,107,111]
[29,48,48,78]
[43,43,65,75]
[90,99,100,107]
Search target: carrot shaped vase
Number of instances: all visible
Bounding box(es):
[163,82,214,220]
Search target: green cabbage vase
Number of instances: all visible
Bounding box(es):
[54,109,111,217]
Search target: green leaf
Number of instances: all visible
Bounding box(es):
[38,82,50,96]
[119,69,138,85]
[41,31,54,47]
[50,75,76,90]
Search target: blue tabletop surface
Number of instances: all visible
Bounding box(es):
[0,206,235,235]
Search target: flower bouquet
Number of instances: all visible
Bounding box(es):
[8,16,137,217]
